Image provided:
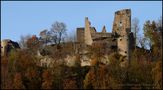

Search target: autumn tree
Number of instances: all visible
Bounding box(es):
[1,56,10,89]
[152,60,162,89]
[126,58,154,89]
[63,78,78,89]
[49,21,67,45]
[143,18,162,59]
[26,35,41,54]
[39,29,51,46]
[137,36,148,49]
[132,17,140,46]
[50,62,65,89]
[84,65,122,89]
[13,73,25,89]
[148,17,162,89]
[19,34,31,49]
[7,49,42,89]
[41,70,53,89]
[128,17,162,89]
[84,53,123,89]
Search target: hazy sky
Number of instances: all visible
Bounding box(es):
[1,1,162,41]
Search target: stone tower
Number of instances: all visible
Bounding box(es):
[84,17,93,45]
[112,9,131,56]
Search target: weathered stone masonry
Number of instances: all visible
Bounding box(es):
[76,9,135,57]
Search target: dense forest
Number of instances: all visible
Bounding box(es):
[1,17,162,89]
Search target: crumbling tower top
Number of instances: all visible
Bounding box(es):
[112,9,131,36]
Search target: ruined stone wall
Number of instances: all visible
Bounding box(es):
[76,28,84,43]
[75,9,135,67]
[91,33,112,40]
[84,17,93,45]
[90,27,96,33]
[1,39,20,56]
[1,39,10,56]
[76,9,134,58]
[117,37,128,56]
[76,27,96,43]
[129,32,135,50]
[93,38,117,50]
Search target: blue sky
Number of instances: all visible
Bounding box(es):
[1,1,162,42]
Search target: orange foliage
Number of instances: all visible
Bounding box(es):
[41,70,53,89]
[13,73,25,89]
[26,35,40,50]
[63,78,78,89]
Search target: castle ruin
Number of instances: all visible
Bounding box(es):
[1,39,20,56]
[76,9,135,59]
[1,9,135,67]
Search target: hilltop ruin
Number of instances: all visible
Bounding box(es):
[1,9,136,67]
[76,9,135,65]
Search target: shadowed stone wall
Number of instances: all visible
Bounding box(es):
[1,39,20,56]
[77,28,84,43]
